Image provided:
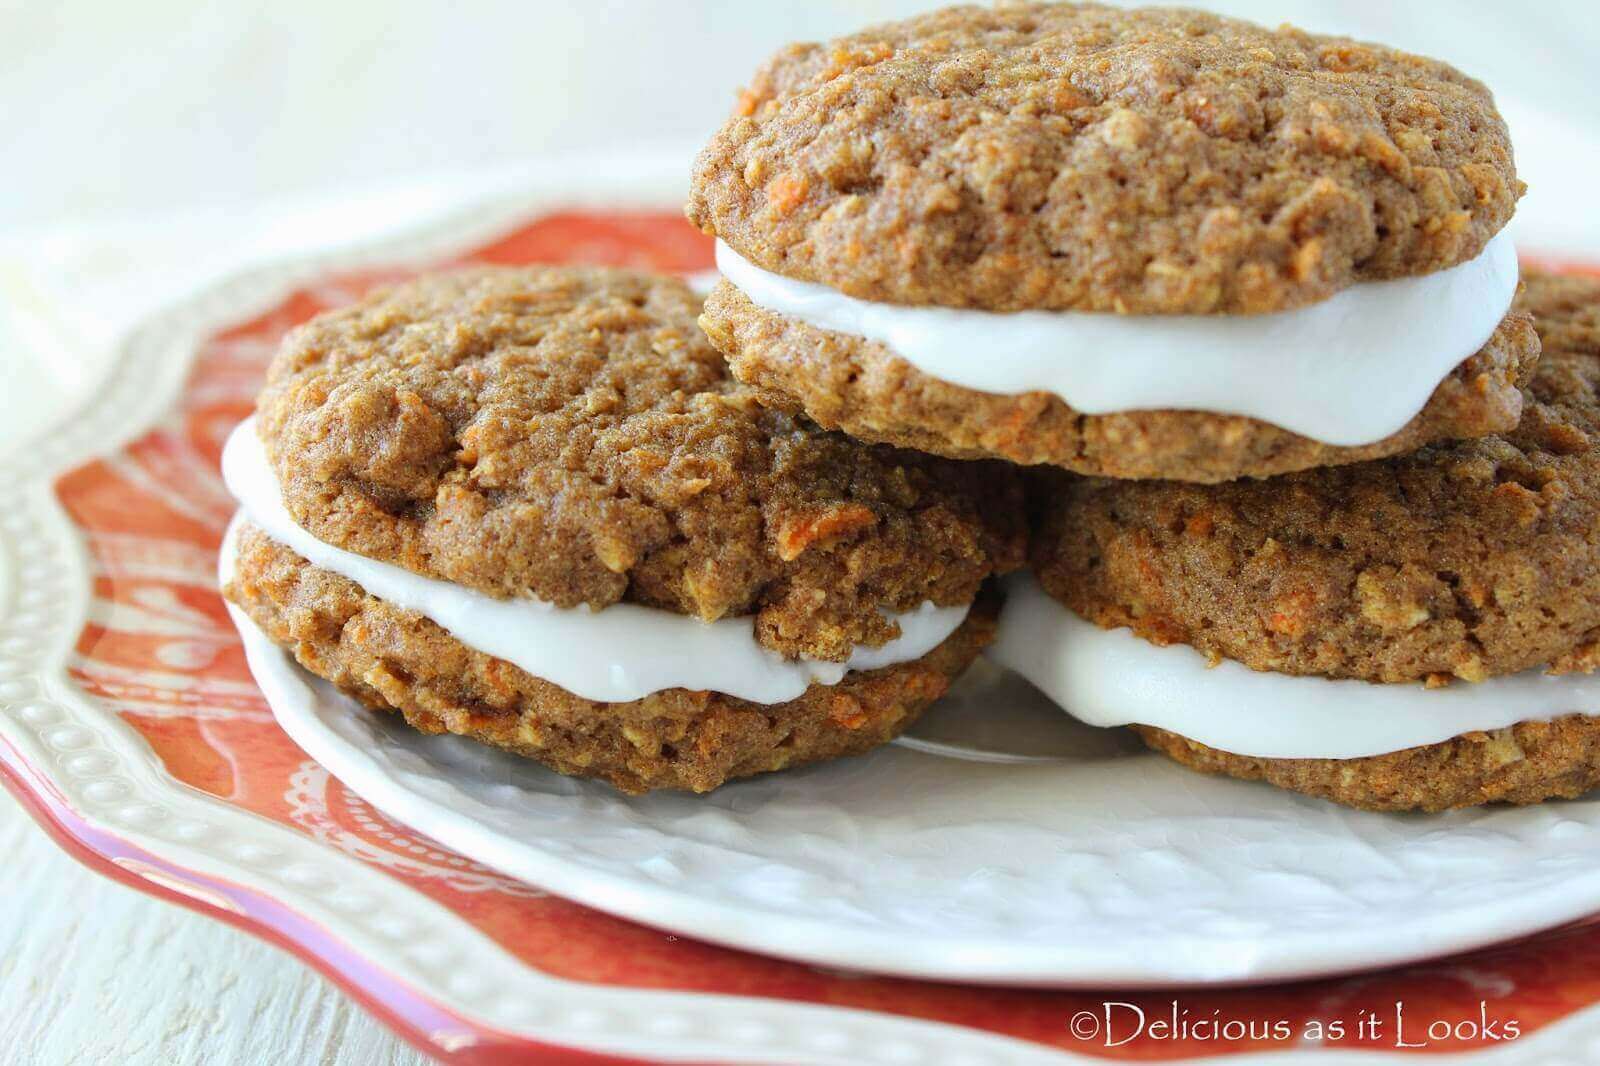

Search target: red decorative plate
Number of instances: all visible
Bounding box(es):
[5,174,1600,1063]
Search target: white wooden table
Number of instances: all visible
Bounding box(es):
[3,3,1599,1063]
[0,806,424,1064]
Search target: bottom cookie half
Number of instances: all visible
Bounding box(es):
[225,525,994,794]
[1137,719,1600,812]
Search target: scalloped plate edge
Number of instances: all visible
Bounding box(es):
[0,157,1597,1065]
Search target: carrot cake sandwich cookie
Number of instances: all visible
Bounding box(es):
[221,266,1025,793]
[687,2,1536,482]
[997,272,1600,811]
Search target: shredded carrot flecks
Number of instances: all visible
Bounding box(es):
[775,503,877,561]
[766,172,810,216]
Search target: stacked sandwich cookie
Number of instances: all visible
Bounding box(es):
[686,2,1596,811]
[222,267,1024,793]
[1005,272,1600,812]
[688,3,1533,482]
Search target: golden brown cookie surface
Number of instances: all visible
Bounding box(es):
[1138,719,1600,812]
[1030,270,1600,675]
[256,266,1024,662]
[1032,272,1600,684]
[688,2,1519,315]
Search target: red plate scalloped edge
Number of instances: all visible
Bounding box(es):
[6,179,1600,1064]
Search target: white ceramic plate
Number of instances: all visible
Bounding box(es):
[228,568,1600,987]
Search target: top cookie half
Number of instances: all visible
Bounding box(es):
[688,2,1517,314]
[253,266,1024,663]
[687,2,1531,481]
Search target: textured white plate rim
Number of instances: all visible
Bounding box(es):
[0,153,1593,1063]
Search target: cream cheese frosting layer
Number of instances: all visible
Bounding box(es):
[991,573,1594,761]
[717,232,1519,448]
[221,418,968,705]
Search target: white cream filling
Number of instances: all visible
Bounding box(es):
[221,418,967,705]
[717,231,1519,447]
[991,573,1596,761]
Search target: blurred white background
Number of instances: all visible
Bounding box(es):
[3,3,1600,1064]
[5,0,1600,231]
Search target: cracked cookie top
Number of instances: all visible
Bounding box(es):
[688,2,1519,314]
[254,266,1024,661]
[1032,271,1600,684]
